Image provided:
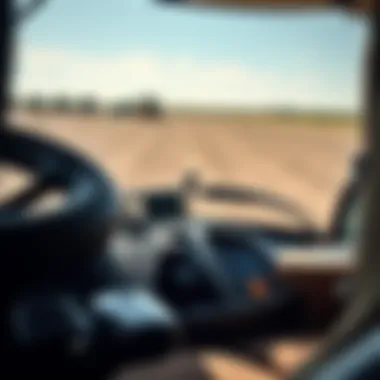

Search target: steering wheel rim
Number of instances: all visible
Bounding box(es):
[0,127,119,288]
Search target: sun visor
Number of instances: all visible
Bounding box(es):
[157,0,374,13]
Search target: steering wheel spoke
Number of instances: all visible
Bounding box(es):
[1,170,58,213]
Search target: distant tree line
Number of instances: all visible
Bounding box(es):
[12,94,164,119]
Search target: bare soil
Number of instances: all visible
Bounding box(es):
[6,112,361,229]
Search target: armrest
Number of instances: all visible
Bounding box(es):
[276,243,356,274]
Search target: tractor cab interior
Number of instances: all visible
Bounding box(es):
[0,1,379,379]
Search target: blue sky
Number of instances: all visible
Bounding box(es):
[14,0,368,110]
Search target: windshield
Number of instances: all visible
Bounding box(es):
[4,0,366,234]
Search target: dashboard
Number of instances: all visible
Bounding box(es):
[109,202,353,333]
[109,210,288,330]
[110,187,354,331]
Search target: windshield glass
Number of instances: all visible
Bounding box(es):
[5,0,367,234]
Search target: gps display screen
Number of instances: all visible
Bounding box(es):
[145,192,185,220]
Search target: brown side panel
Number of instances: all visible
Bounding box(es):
[280,268,349,328]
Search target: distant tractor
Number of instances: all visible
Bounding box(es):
[111,96,165,121]
[76,96,100,116]
[137,96,164,120]
[111,100,137,118]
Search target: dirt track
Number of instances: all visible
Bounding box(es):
[7,113,360,229]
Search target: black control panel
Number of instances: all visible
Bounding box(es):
[144,191,186,221]
[155,226,280,313]
[208,230,276,299]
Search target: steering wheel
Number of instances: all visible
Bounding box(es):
[0,128,119,293]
